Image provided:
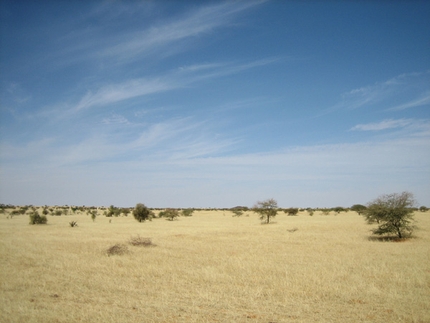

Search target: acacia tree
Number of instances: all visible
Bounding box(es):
[351,204,367,215]
[362,192,416,239]
[162,208,179,221]
[133,203,151,222]
[253,198,278,224]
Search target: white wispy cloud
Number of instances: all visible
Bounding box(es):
[75,78,175,111]
[72,58,276,111]
[350,119,413,131]
[387,91,430,111]
[101,114,130,125]
[328,70,430,112]
[50,0,265,69]
[96,1,266,63]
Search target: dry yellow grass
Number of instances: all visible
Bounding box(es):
[1,209,429,322]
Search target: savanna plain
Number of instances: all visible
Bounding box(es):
[1,208,429,323]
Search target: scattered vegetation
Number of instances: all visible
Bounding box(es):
[106,205,121,217]
[332,207,346,214]
[231,209,243,217]
[321,209,330,216]
[362,191,416,239]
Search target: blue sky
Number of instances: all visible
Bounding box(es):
[1,0,429,208]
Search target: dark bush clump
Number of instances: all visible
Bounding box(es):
[29,211,48,225]
[181,208,194,217]
[133,203,151,222]
[107,243,129,256]
[284,208,299,216]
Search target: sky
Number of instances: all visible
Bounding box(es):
[0,0,429,208]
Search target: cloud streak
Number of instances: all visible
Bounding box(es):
[350,119,413,131]
[96,1,265,63]
[72,58,277,111]
[329,71,430,112]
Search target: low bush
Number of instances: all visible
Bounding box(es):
[29,211,48,225]
[284,208,299,216]
[128,235,155,247]
[107,244,129,256]
[181,208,194,217]
[231,209,243,217]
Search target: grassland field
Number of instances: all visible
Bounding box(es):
[1,208,429,323]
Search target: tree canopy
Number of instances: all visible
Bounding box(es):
[253,198,278,224]
[362,192,416,239]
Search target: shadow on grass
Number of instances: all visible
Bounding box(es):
[367,235,412,242]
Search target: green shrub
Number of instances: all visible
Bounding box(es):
[133,203,151,222]
[29,211,48,225]
[231,209,243,217]
[332,207,346,214]
[160,208,179,221]
[54,210,63,216]
[181,208,194,217]
[284,208,299,216]
[90,211,97,222]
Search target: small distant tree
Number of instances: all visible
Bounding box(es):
[253,198,278,224]
[362,192,416,239]
[181,208,194,217]
[284,208,299,216]
[351,204,367,215]
[122,208,131,217]
[88,210,97,222]
[29,211,47,225]
[321,209,330,216]
[133,203,151,222]
[161,208,179,221]
[332,207,346,214]
[107,205,121,217]
[419,206,428,212]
